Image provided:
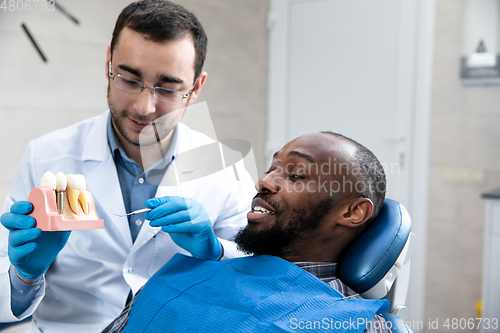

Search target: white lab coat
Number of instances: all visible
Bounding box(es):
[0,111,256,333]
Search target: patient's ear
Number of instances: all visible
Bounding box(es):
[341,198,374,227]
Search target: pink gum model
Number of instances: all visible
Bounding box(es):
[27,187,104,231]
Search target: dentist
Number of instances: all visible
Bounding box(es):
[0,1,255,332]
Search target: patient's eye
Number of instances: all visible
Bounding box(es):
[288,173,304,181]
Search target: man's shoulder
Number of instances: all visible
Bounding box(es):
[24,111,108,163]
[33,112,107,144]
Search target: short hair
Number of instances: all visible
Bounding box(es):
[321,131,386,222]
[110,0,207,82]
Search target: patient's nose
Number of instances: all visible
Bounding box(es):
[257,172,280,193]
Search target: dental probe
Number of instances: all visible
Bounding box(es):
[114,207,152,217]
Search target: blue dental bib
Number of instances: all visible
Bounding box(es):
[123,254,389,333]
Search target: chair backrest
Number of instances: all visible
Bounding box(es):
[338,199,417,321]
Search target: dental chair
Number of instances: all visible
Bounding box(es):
[339,198,417,333]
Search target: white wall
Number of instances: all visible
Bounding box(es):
[425,1,500,331]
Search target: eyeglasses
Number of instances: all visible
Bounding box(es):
[108,62,196,104]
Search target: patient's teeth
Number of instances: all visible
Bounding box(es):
[253,206,271,214]
[41,171,57,190]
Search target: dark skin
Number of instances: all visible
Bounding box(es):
[246,133,374,262]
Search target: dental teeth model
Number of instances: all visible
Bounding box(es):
[40,172,97,220]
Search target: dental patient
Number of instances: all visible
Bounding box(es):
[103,131,390,333]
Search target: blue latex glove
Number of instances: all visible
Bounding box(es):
[0,201,71,280]
[146,196,222,260]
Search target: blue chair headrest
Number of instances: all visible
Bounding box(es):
[338,198,411,294]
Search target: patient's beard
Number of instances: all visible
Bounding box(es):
[235,221,296,256]
[235,196,333,257]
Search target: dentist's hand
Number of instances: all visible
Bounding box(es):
[0,201,71,281]
[146,196,222,260]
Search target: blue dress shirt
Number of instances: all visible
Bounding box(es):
[106,115,178,242]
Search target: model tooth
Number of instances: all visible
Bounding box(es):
[55,172,67,191]
[66,188,80,214]
[79,174,86,189]
[66,174,85,190]
[41,171,57,190]
[78,190,89,215]
[66,174,86,214]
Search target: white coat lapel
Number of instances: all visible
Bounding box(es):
[81,111,132,248]
[86,154,132,247]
